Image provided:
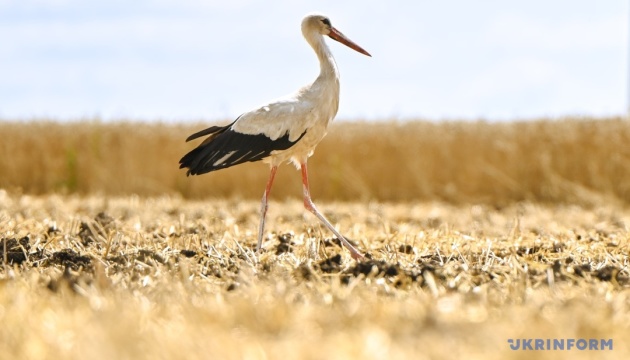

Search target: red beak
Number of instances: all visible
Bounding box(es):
[328,27,371,57]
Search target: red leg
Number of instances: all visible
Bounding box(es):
[301,162,363,260]
[257,165,278,252]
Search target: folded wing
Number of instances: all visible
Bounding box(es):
[179,100,311,176]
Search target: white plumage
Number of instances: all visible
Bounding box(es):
[180,13,371,259]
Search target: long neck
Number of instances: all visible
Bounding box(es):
[305,32,339,80]
[303,30,341,119]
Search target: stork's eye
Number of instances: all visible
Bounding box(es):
[321,18,331,27]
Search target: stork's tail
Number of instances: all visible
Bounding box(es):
[179,122,234,176]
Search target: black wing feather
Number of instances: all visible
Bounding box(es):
[179,122,306,176]
[185,117,238,142]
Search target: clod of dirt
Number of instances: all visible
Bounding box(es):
[276,233,294,255]
[1,236,31,264]
[572,264,591,277]
[338,260,401,285]
[594,266,618,282]
[398,244,414,254]
[47,224,60,236]
[317,254,343,273]
[180,250,197,258]
[552,260,563,275]
[78,212,115,246]
[49,249,92,270]
[345,260,399,278]
[295,262,314,280]
[226,282,239,291]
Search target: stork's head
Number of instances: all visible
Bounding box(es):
[301,14,371,57]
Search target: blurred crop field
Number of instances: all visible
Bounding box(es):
[1,117,630,359]
[1,117,630,204]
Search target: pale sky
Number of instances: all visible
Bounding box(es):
[0,0,627,121]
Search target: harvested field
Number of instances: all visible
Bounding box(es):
[1,191,628,359]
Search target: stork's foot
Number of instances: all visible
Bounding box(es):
[349,249,364,261]
[337,236,364,261]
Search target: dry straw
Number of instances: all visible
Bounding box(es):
[0,194,628,359]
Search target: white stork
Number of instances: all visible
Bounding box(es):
[179,14,371,260]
